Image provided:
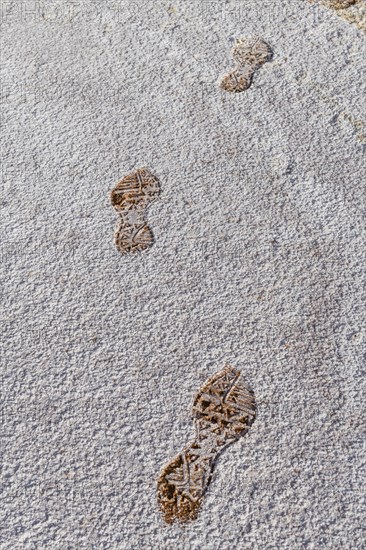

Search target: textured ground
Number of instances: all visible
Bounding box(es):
[1,0,365,548]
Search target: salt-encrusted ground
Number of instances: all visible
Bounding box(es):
[1,1,365,548]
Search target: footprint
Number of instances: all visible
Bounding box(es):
[110,167,160,255]
[220,37,272,93]
[157,366,256,524]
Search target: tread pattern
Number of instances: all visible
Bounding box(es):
[157,366,256,524]
[110,168,160,255]
[220,37,272,93]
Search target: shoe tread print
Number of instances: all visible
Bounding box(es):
[220,36,272,93]
[157,366,256,524]
[110,167,160,255]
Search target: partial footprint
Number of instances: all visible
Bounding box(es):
[157,366,256,524]
[220,36,272,93]
[110,167,160,255]
[307,0,365,32]
[313,0,356,8]
[220,68,253,94]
